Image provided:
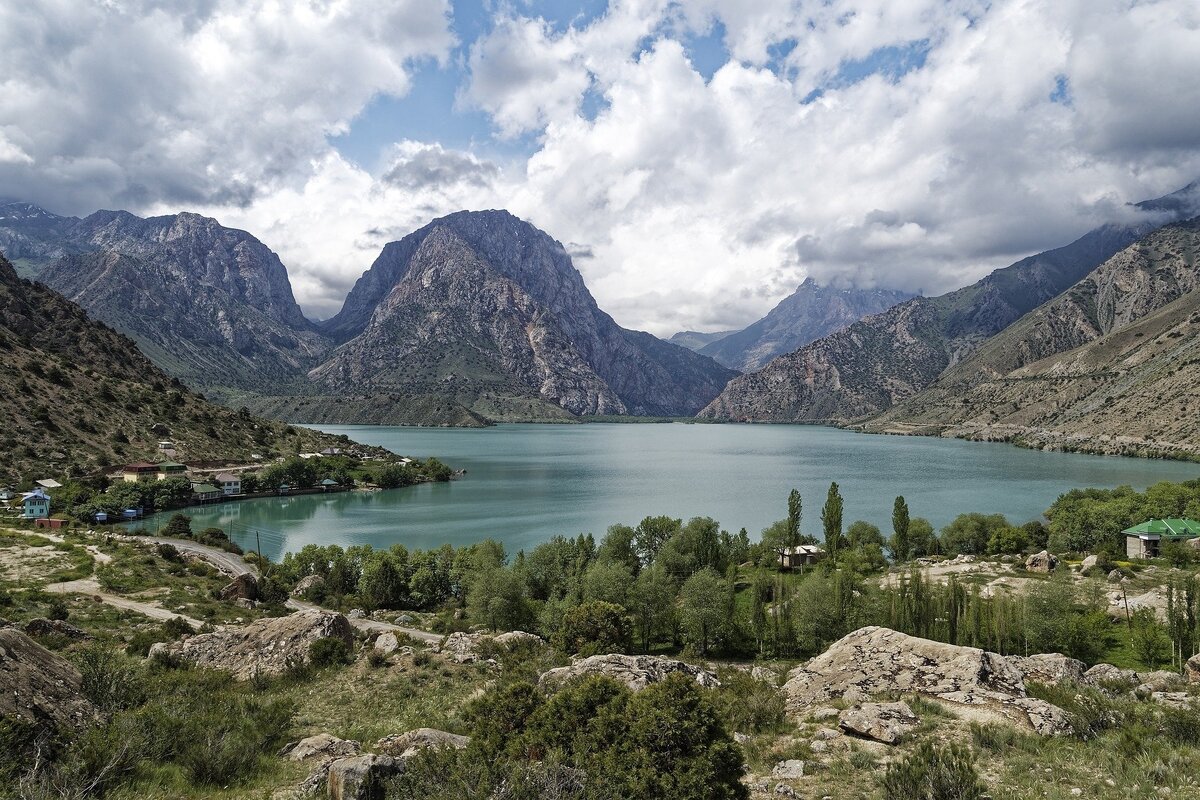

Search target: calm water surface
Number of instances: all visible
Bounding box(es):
[155,424,1200,561]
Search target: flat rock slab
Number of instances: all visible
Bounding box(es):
[376,727,469,758]
[838,702,918,744]
[539,653,720,692]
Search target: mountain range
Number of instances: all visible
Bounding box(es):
[698,183,1200,426]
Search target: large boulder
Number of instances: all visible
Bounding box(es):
[539,653,719,692]
[493,630,545,648]
[838,702,918,745]
[285,733,362,763]
[1083,663,1141,688]
[293,574,326,597]
[1007,653,1087,685]
[782,626,1071,735]
[435,631,487,664]
[22,618,90,640]
[375,728,469,758]
[1025,550,1059,573]
[168,610,354,679]
[220,573,259,602]
[327,754,403,800]
[0,628,99,731]
[1187,653,1200,684]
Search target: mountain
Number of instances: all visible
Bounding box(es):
[313,210,738,420]
[857,217,1200,457]
[0,202,84,276]
[697,278,916,371]
[23,210,328,399]
[0,254,372,485]
[699,183,1200,423]
[667,330,737,352]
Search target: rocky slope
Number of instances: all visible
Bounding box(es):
[26,210,327,398]
[314,210,737,420]
[698,278,915,372]
[698,185,1200,423]
[859,218,1200,457]
[0,254,366,484]
[667,330,736,352]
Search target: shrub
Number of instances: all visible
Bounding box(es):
[881,740,985,800]
[76,646,147,712]
[711,669,786,735]
[47,597,70,621]
[554,600,632,656]
[308,636,352,668]
[366,649,389,669]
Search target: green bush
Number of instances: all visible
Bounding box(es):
[76,646,146,713]
[47,597,70,621]
[554,600,632,656]
[881,740,985,800]
[308,636,352,668]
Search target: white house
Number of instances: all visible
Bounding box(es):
[214,472,241,497]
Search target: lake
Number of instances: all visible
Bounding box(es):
[153,424,1200,561]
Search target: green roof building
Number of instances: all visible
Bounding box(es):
[1123,518,1200,559]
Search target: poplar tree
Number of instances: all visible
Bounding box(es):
[892,496,911,562]
[821,482,843,560]
[787,489,802,548]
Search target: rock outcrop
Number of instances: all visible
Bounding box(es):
[539,653,720,692]
[22,618,90,640]
[782,627,1071,735]
[163,609,354,679]
[1007,653,1086,685]
[837,702,918,745]
[293,574,326,597]
[0,628,99,731]
[375,728,469,758]
[1187,653,1200,684]
[1025,551,1059,573]
[327,754,404,800]
[285,733,362,763]
[220,573,259,602]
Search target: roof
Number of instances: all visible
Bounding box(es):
[36,479,62,488]
[22,490,49,501]
[214,472,239,482]
[320,478,339,485]
[191,483,220,494]
[157,461,186,469]
[778,544,825,555]
[1123,519,1200,538]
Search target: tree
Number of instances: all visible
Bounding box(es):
[466,566,531,632]
[787,489,802,548]
[556,600,632,655]
[581,560,633,607]
[360,552,406,610]
[908,517,938,558]
[940,514,1009,557]
[161,513,192,538]
[821,482,843,560]
[679,568,726,655]
[891,496,910,562]
[633,515,681,566]
[629,565,676,652]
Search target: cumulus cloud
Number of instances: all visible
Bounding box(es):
[0,0,454,214]
[3,0,1200,336]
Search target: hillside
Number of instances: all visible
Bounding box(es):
[697,183,1200,422]
[667,329,736,351]
[698,278,915,372]
[859,218,1200,457]
[314,210,738,420]
[0,254,372,485]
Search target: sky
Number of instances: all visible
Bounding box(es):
[2,1,1199,334]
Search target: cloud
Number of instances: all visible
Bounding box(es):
[0,0,455,214]
[380,142,500,190]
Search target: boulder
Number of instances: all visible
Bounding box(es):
[375,728,469,758]
[0,628,99,731]
[171,609,354,679]
[1186,653,1200,684]
[1134,670,1185,698]
[1107,569,1125,583]
[220,573,258,602]
[435,631,487,664]
[22,618,90,640]
[1007,653,1087,685]
[751,665,781,685]
[539,653,720,692]
[347,609,367,620]
[493,630,545,648]
[771,760,805,780]
[1080,555,1099,572]
[327,754,403,800]
[285,733,362,762]
[1025,550,1059,573]
[1084,663,1140,688]
[838,702,918,745]
[373,632,401,655]
[782,626,1071,735]
[293,574,325,597]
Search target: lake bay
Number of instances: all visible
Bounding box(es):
[157,424,1200,561]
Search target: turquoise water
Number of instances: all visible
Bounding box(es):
[153,424,1200,561]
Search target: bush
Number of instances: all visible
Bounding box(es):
[47,597,70,621]
[881,740,985,800]
[76,646,146,712]
[711,669,786,735]
[308,636,352,668]
[366,649,389,669]
[555,600,632,656]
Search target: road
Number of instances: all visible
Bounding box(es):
[45,577,207,629]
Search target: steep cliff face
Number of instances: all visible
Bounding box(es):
[316,211,737,419]
[699,219,1160,422]
[32,210,327,395]
[860,218,1200,456]
[698,279,915,372]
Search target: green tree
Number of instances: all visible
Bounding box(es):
[891,496,910,562]
[581,559,634,607]
[786,489,802,548]
[679,568,726,655]
[629,565,676,652]
[821,482,843,560]
[634,515,681,566]
[161,513,192,538]
[940,513,1009,557]
[360,552,406,610]
[556,600,632,655]
[466,566,531,632]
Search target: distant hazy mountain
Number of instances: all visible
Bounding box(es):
[20,209,328,397]
[698,278,915,372]
[699,182,1200,423]
[0,253,352,483]
[314,210,737,421]
[667,330,737,352]
[859,217,1200,458]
